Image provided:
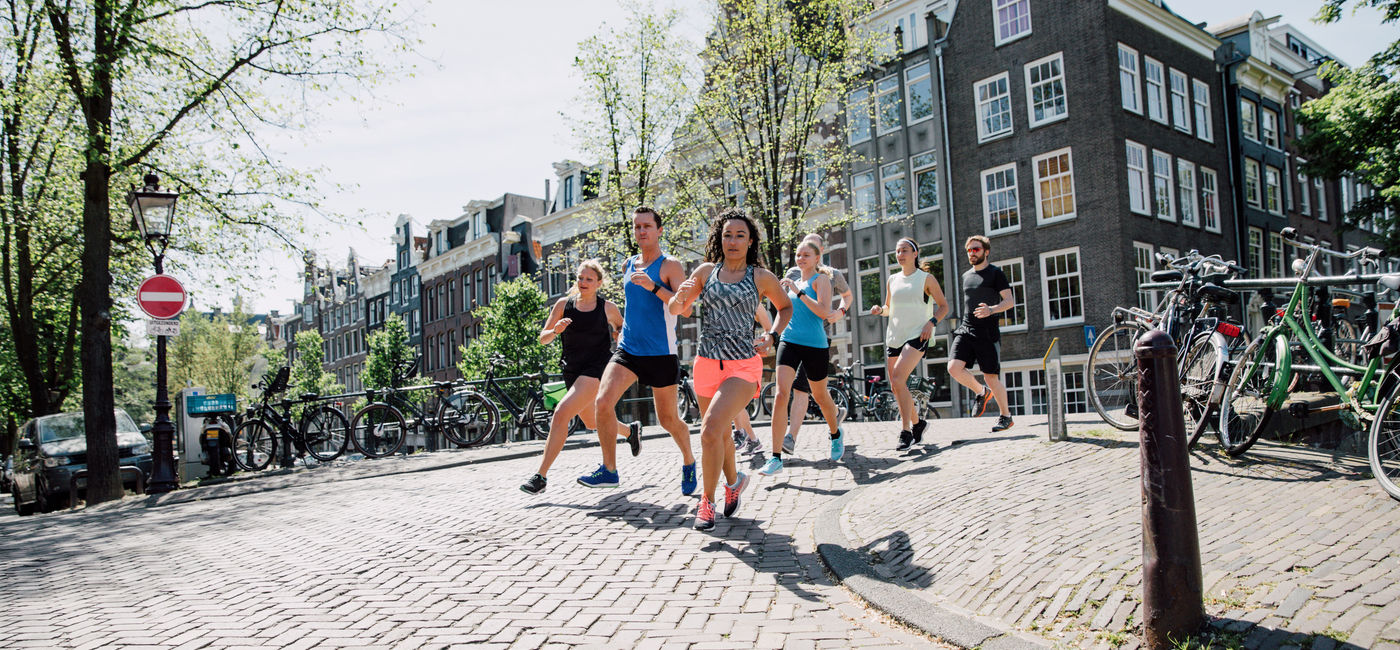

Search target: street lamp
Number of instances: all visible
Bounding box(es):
[128,173,180,494]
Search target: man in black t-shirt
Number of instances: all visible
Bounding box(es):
[949,235,1016,432]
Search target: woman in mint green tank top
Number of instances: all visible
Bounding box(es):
[870,238,949,451]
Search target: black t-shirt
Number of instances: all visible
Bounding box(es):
[961,264,1012,339]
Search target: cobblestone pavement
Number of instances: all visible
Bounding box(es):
[0,422,947,650]
[839,414,1400,649]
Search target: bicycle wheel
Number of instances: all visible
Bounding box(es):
[759,381,777,417]
[1087,322,1146,431]
[871,391,899,421]
[300,405,350,462]
[350,403,407,458]
[677,385,698,424]
[1369,379,1400,501]
[830,385,849,414]
[231,419,276,471]
[1180,333,1220,448]
[525,398,552,440]
[439,390,498,447]
[1217,334,1282,456]
[1333,317,1363,366]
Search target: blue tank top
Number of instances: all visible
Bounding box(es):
[617,254,679,356]
[781,271,828,349]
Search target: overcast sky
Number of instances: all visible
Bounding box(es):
[214,0,1394,316]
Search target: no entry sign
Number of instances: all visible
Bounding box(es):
[137,274,188,320]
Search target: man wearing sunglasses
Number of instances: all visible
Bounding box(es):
[949,235,1015,432]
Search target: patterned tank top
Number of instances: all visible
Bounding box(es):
[698,264,759,361]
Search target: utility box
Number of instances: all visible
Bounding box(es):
[177,387,207,480]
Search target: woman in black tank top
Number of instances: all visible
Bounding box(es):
[520,261,623,495]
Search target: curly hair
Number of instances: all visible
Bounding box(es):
[704,208,765,268]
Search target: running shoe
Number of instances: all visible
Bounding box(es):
[782,432,795,455]
[732,426,745,450]
[743,436,763,455]
[974,387,992,417]
[723,472,750,518]
[836,405,849,427]
[992,415,1015,432]
[577,465,619,488]
[681,462,698,496]
[830,427,845,461]
[520,473,547,494]
[626,421,642,457]
[911,419,928,445]
[694,498,716,531]
[896,429,914,451]
[758,456,784,476]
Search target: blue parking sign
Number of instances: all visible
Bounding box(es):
[1084,325,1098,348]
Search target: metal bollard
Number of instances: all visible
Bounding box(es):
[1136,330,1204,647]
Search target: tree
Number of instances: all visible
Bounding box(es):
[42,0,413,504]
[362,314,424,398]
[167,307,264,401]
[290,330,342,409]
[1297,0,1400,255]
[457,276,559,405]
[112,337,154,424]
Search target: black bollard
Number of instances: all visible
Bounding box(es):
[1136,329,1204,647]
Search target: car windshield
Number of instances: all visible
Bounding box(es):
[38,411,141,443]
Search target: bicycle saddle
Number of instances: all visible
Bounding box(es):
[1379,274,1400,292]
[1195,283,1239,305]
[298,392,319,401]
[1150,269,1182,283]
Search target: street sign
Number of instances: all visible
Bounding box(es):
[146,319,180,337]
[137,274,188,319]
[187,393,237,415]
[1083,325,1098,348]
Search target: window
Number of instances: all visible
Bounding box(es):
[1261,109,1279,149]
[1144,57,1167,123]
[1118,44,1141,114]
[847,88,872,144]
[912,151,939,212]
[861,344,885,374]
[875,75,902,134]
[1169,69,1190,132]
[1315,177,1327,221]
[472,211,486,239]
[881,162,908,218]
[852,171,876,226]
[561,175,575,210]
[1297,166,1311,215]
[906,62,934,123]
[437,335,445,371]
[858,256,882,313]
[1177,159,1198,228]
[475,269,485,306]
[1192,79,1213,141]
[1247,227,1264,279]
[975,73,1013,141]
[1200,168,1220,233]
[1004,371,1026,415]
[1064,369,1087,413]
[996,258,1027,331]
[1033,148,1076,224]
[1134,242,1156,310]
[1025,52,1067,127]
[447,331,455,367]
[1041,248,1083,326]
[1269,230,1284,277]
[994,0,1032,45]
[1125,140,1150,215]
[1244,159,1262,208]
[981,163,1020,234]
[1265,165,1282,215]
[1240,98,1258,141]
[1152,150,1174,221]
[1030,370,1048,415]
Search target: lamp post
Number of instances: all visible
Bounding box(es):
[128,173,180,494]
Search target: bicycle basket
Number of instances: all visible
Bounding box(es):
[1363,318,1400,361]
[542,380,567,409]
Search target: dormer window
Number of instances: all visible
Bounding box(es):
[562,175,576,210]
[473,211,487,239]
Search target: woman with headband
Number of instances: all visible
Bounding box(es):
[870,237,949,451]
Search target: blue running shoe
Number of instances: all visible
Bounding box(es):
[577,465,619,488]
[758,456,783,476]
[830,427,845,461]
[681,462,698,496]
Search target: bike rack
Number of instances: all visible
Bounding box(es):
[69,465,146,510]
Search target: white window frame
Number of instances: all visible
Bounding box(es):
[1261,108,1280,149]
[905,62,935,125]
[993,0,1032,46]
[881,161,909,219]
[1169,68,1191,132]
[1297,166,1311,215]
[1177,159,1199,228]
[911,151,939,213]
[1268,230,1285,278]
[852,171,876,226]
[1152,149,1175,222]
[1200,167,1220,233]
[995,257,1028,333]
[1240,98,1258,142]
[1244,159,1262,208]
[981,163,1021,235]
[847,87,872,144]
[1032,147,1077,225]
[1118,44,1142,114]
[1133,242,1156,311]
[1265,165,1283,216]
[1192,78,1213,142]
[1125,140,1150,216]
[1040,247,1084,327]
[857,255,883,314]
[1247,227,1264,279]
[1315,177,1327,221]
[875,75,902,135]
[1024,52,1068,128]
[1144,56,1167,124]
[975,72,1014,142]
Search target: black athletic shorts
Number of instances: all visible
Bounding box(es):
[562,367,604,390]
[776,341,830,383]
[885,335,929,359]
[950,332,1001,375]
[792,364,811,394]
[609,349,679,388]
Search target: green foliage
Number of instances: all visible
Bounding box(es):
[112,339,155,425]
[363,314,426,402]
[167,307,266,401]
[291,330,344,399]
[457,276,560,406]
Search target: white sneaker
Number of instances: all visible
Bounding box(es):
[836,406,848,427]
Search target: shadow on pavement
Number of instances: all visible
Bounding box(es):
[1204,617,1368,650]
[699,527,825,603]
[522,488,688,530]
[853,529,934,589]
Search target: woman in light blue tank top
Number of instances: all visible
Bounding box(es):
[764,239,847,477]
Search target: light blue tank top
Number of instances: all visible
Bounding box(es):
[617,254,678,356]
[781,271,828,349]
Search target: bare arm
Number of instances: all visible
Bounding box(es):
[755,304,774,331]
[605,302,624,342]
[668,263,711,315]
[925,275,950,323]
[538,299,569,344]
[757,269,793,336]
[974,288,1016,319]
[794,274,833,320]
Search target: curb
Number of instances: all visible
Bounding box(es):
[813,488,1050,649]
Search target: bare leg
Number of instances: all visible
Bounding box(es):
[651,385,696,465]
[890,348,926,432]
[699,378,755,501]
[536,377,599,477]
[787,389,810,440]
[807,377,840,434]
[769,365,798,455]
[983,372,1010,417]
[947,359,985,395]
[592,363,638,472]
[732,407,757,441]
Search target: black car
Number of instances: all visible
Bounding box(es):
[10,409,153,515]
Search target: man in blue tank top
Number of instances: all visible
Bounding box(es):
[578,207,698,493]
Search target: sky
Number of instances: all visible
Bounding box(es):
[211,0,1395,317]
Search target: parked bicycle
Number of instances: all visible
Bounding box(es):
[466,354,558,443]
[350,357,493,456]
[231,366,351,470]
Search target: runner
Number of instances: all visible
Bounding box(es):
[761,238,844,477]
[777,233,852,455]
[947,234,1015,432]
[870,237,949,451]
[668,208,791,531]
[578,207,698,492]
[520,260,623,494]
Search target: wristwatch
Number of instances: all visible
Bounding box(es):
[650,283,662,295]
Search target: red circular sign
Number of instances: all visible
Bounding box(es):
[137,274,188,320]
